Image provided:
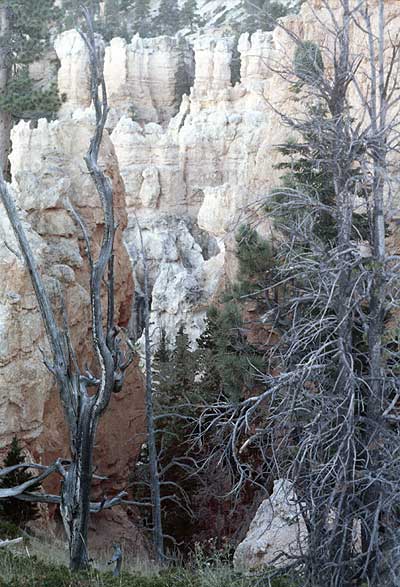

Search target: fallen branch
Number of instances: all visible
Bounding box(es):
[0,538,23,548]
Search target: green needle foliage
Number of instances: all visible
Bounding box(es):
[240,0,294,34]
[180,0,203,32]
[0,68,60,119]
[131,314,265,552]
[0,0,61,120]
[293,40,324,86]
[156,0,181,35]
[3,0,61,63]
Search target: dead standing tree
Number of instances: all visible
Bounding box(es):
[198,1,400,586]
[0,8,134,571]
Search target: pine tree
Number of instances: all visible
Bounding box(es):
[132,0,152,37]
[180,0,202,32]
[0,0,61,120]
[240,0,290,34]
[5,0,61,63]
[156,0,181,36]
[0,437,40,527]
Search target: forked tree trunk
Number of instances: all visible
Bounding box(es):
[0,9,134,571]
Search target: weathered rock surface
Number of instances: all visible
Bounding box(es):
[107,0,400,350]
[1,112,146,550]
[109,27,290,347]
[1,0,398,547]
[55,29,194,126]
[104,35,194,124]
[233,480,307,569]
[54,30,94,113]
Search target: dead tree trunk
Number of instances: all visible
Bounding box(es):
[135,217,164,562]
[360,2,398,584]
[0,9,133,571]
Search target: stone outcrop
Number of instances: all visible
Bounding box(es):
[2,0,399,546]
[104,35,194,124]
[108,27,291,349]
[55,30,194,126]
[1,112,146,549]
[54,30,94,113]
[104,0,400,351]
[192,36,234,96]
[233,480,307,569]
[51,15,304,350]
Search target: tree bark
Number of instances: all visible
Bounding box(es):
[60,396,96,569]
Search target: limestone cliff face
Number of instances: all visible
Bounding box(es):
[55,30,194,126]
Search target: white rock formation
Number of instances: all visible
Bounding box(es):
[106,0,400,349]
[192,36,234,96]
[234,479,307,569]
[54,30,94,113]
[51,16,304,352]
[55,29,194,125]
[0,110,147,545]
[108,27,292,347]
[104,35,194,124]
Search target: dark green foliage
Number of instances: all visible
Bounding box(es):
[58,0,99,30]
[293,41,324,85]
[156,0,181,35]
[132,317,264,551]
[0,437,40,527]
[240,0,291,34]
[0,519,21,539]
[180,0,203,32]
[198,303,264,402]
[272,110,370,246]
[132,0,152,37]
[103,0,130,40]
[2,0,61,63]
[0,67,60,119]
[236,224,274,282]
[0,0,61,120]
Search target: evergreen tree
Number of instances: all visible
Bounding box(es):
[0,67,60,119]
[4,0,61,63]
[132,0,152,37]
[197,303,263,403]
[0,0,61,120]
[156,0,181,36]
[180,0,202,32]
[293,40,324,86]
[0,437,40,527]
[240,0,290,34]
[272,105,370,246]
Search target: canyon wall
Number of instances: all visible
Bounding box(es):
[53,0,400,354]
[0,0,398,547]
